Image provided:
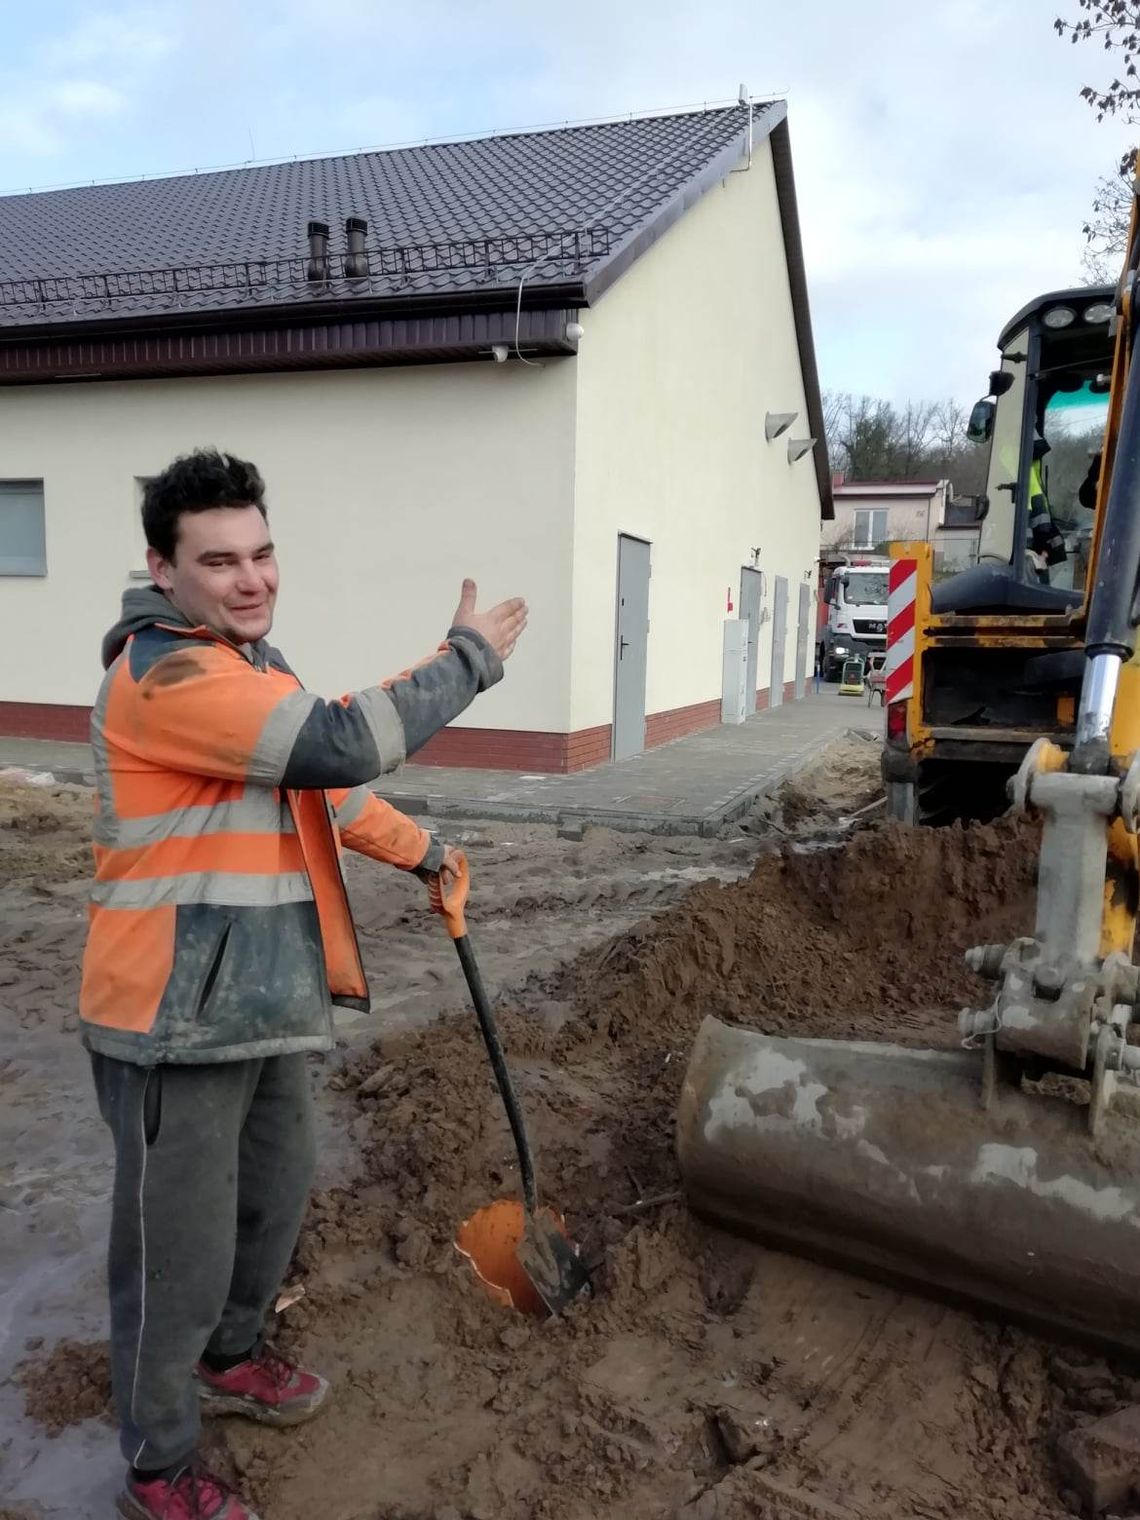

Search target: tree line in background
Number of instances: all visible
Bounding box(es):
[823,392,989,495]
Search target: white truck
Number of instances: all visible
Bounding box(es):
[818,557,890,681]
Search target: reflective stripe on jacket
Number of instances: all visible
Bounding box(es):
[80,600,502,1064]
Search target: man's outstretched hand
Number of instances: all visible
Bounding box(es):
[451,578,528,663]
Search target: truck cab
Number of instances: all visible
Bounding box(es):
[819,558,890,681]
[883,285,1116,825]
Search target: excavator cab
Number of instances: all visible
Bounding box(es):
[884,287,1116,825]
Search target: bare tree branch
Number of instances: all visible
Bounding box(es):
[821,390,986,492]
[1055,1,1140,121]
[1056,3,1139,271]
[1081,159,1135,280]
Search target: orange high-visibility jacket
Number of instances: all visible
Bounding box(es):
[80,586,503,1065]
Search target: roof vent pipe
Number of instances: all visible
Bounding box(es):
[344,216,369,279]
[306,221,330,283]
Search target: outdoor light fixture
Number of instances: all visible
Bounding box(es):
[787,437,816,463]
[1084,302,1114,325]
[491,344,509,363]
[565,321,584,341]
[765,410,797,441]
[1042,306,1076,330]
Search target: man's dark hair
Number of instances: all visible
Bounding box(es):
[142,448,267,561]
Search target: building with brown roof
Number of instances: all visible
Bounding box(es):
[0,101,829,768]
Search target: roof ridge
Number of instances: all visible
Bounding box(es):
[0,98,772,204]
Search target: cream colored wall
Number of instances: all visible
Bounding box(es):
[570,136,823,728]
[0,362,576,730]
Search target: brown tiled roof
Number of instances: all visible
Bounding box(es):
[0,105,771,327]
[0,101,832,514]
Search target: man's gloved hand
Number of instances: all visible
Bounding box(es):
[438,846,463,887]
[451,579,528,662]
[414,841,462,884]
[426,847,470,940]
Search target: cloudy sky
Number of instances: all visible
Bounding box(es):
[0,0,1130,407]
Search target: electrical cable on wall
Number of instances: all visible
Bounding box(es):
[513,258,546,367]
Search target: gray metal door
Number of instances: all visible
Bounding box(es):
[614,535,651,759]
[739,568,763,716]
[769,575,788,709]
[794,582,811,700]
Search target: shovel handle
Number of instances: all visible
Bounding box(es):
[431,852,539,1215]
[453,934,538,1215]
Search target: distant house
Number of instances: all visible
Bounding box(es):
[822,479,952,555]
[936,497,984,572]
[0,102,831,770]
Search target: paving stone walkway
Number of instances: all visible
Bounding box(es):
[0,687,879,836]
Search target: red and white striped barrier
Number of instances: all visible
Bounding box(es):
[885,559,917,704]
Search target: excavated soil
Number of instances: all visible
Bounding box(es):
[5,746,1138,1519]
[735,731,884,838]
[15,1339,112,1436]
[0,774,94,885]
[224,816,1133,1520]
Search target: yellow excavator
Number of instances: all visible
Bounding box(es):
[883,275,1117,827]
[676,197,1140,1352]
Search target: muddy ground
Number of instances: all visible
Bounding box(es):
[2,737,1137,1519]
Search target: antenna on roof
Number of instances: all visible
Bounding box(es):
[736,84,754,170]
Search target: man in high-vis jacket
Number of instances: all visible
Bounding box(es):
[82,448,528,1520]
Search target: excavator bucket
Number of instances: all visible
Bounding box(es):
[677,1018,1140,1354]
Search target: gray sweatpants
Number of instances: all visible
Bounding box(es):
[91,1052,317,1470]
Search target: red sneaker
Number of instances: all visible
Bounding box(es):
[118,1460,259,1519]
[194,1344,329,1427]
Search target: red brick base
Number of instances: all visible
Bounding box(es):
[1,684,804,773]
[0,701,91,742]
[412,723,612,773]
[645,697,722,748]
[756,680,798,712]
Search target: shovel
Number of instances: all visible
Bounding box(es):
[429,852,592,1317]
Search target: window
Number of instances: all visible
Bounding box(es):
[853,508,888,548]
[0,480,46,576]
[978,326,1028,566]
[844,571,889,605]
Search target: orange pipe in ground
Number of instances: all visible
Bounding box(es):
[454,1199,571,1318]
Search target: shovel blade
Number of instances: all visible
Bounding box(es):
[517,1213,592,1316]
[456,1198,590,1317]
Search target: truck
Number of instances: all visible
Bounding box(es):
[818,556,890,680]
